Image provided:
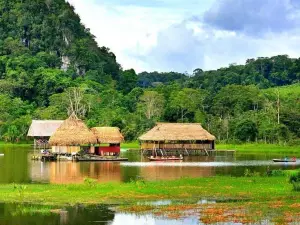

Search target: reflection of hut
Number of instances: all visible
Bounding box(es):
[91,127,124,156]
[139,123,216,156]
[27,120,64,148]
[49,114,97,154]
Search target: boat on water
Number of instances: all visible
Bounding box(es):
[273,158,296,163]
[148,156,183,161]
[0,153,4,156]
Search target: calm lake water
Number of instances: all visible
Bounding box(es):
[0,146,299,184]
[0,202,291,225]
[0,146,300,225]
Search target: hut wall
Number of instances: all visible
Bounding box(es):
[52,146,67,153]
[90,146,95,154]
[51,146,80,154]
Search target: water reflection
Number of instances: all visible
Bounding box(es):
[1,146,299,184]
[0,203,285,225]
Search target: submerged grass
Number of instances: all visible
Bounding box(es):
[0,176,299,205]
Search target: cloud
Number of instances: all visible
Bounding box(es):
[67,0,300,73]
[203,0,300,36]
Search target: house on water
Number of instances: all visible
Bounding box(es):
[139,123,216,156]
[49,114,97,154]
[91,127,124,156]
[27,120,64,148]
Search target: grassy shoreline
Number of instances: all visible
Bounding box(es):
[217,143,300,153]
[2,176,300,223]
[1,141,299,154]
[122,142,300,154]
[0,176,298,206]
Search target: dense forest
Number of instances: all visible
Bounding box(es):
[0,0,300,144]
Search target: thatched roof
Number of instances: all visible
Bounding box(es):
[27,120,64,137]
[139,123,215,141]
[91,127,124,144]
[49,114,97,146]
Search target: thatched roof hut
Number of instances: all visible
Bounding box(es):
[91,127,124,144]
[27,120,64,137]
[49,114,97,146]
[139,123,215,141]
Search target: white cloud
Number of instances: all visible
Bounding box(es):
[67,0,300,73]
[66,0,198,71]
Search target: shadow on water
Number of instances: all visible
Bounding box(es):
[0,202,201,225]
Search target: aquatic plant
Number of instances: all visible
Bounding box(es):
[83,178,98,188]
[244,169,260,177]
[289,171,300,191]
[13,184,27,203]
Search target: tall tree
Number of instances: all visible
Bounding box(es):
[138,91,165,120]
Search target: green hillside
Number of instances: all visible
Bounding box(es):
[0,0,300,144]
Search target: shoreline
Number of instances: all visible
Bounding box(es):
[0,176,298,206]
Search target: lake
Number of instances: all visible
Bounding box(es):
[0,146,299,184]
[0,202,292,225]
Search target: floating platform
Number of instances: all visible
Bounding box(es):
[148,156,183,161]
[31,154,57,161]
[76,156,128,162]
[142,149,236,157]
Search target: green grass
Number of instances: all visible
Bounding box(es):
[121,142,300,153]
[217,143,300,154]
[0,176,298,206]
[0,141,31,147]
[121,141,139,149]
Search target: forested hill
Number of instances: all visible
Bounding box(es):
[0,0,300,144]
[0,0,120,105]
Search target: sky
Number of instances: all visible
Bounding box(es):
[67,0,300,73]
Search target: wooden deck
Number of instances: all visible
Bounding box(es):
[76,157,128,162]
[142,149,235,156]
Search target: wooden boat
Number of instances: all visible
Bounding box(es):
[273,158,296,162]
[148,156,183,161]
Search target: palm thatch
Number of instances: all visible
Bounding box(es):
[139,123,215,141]
[91,127,124,144]
[49,114,97,146]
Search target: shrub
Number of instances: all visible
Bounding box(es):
[83,177,97,187]
[289,171,300,191]
[244,169,260,177]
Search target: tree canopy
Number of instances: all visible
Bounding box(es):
[0,0,300,144]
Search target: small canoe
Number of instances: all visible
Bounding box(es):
[148,157,183,161]
[0,153,4,157]
[273,159,296,162]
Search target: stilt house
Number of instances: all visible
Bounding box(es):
[49,114,97,154]
[139,123,216,156]
[27,120,64,148]
[91,127,124,156]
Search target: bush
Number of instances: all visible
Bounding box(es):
[269,169,286,177]
[289,171,300,191]
[83,177,97,187]
[244,169,260,177]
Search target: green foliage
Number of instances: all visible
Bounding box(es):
[13,184,27,202]
[83,177,97,188]
[289,171,300,191]
[234,120,258,142]
[244,169,260,177]
[1,0,300,144]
